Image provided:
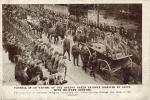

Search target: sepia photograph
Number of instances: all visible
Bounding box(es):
[2,4,142,85]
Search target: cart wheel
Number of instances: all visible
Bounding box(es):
[98,60,111,81]
[99,61,110,72]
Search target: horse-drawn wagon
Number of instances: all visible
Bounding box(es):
[84,41,141,84]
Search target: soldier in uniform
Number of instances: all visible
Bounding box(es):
[71,42,80,66]
[15,58,29,85]
[89,26,95,42]
[122,65,131,84]
[95,27,100,42]
[45,48,54,69]
[53,53,63,69]
[72,22,77,36]
[86,25,91,42]
[63,35,71,61]
[26,61,34,81]
[48,51,59,74]
[89,52,97,78]
[28,64,43,85]
[28,72,41,85]
[99,23,104,31]
[80,45,90,72]
[73,34,78,43]
[19,66,29,85]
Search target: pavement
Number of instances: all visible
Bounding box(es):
[2,50,20,85]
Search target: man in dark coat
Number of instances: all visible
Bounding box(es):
[45,48,54,69]
[28,64,43,85]
[71,42,80,66]
[89,52,97,78]
[89,27,95,42]
[15,60,29,85]
[73,35,78,43]
[47,51,59,74]
[122,66,131,84]
[80,45,90,72]
[63,35,71,61]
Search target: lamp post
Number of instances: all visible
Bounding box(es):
[95,4,100,27]
[97,5,100,27]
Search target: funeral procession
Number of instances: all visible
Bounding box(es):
[2,4,142,85]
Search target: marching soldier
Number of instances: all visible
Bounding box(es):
[28,64,43,85]
[45,48,54,69]
[15,59,29,85]
[48,51,59,74]
[53,53,63,69]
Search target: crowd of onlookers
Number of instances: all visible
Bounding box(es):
[3,5,142,84]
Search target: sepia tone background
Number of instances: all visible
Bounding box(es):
[0,0,150,100]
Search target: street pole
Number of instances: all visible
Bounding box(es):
[97,5,100,27]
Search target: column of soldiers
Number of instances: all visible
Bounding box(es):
[3,7,68,85]
[3,25,68,85]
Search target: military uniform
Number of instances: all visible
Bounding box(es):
[89,52,97,78]
[48,52,59,74]
[71,43,80,66]
[15,59,29,85]
[80,46,90,72]
[45,48,54,69]
[53,54,62,69]
[63,36,71,60]
[89,27,95,42]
